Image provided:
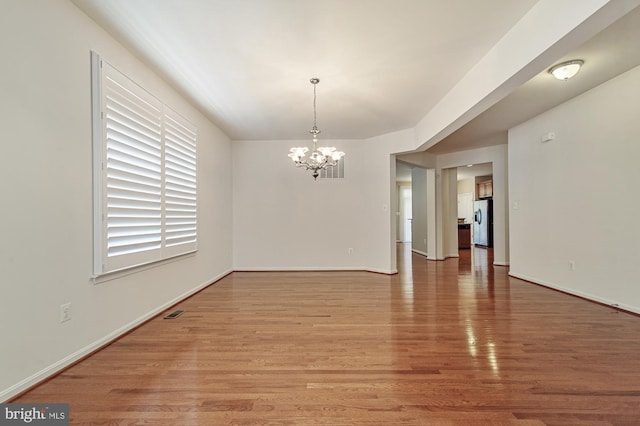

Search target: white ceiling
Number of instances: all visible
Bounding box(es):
[71,0,539,141]
[71,0,640,153]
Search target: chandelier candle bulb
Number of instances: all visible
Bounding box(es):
[288,78,345,180]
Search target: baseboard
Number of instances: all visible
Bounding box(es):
[234,266,364,272]
[509,271,640,315]
[411,249,428,257]
[234,266,397,275]
[412,250,458,261]
[1,269,232,402]
[493,261,510,266]
[365,267,397,275]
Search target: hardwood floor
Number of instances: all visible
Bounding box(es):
[13,244,640,425]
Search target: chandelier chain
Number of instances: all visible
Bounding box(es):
[313,80,317,130]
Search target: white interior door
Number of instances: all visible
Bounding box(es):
[399,186,412,243]
[457,192,473,224]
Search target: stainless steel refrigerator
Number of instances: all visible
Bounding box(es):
[473,199,493,247]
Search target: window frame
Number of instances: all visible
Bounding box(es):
[91,52,197,277]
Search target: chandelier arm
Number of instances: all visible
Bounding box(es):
[294,160,318,171]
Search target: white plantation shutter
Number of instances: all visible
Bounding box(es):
[163,110,197,254]
[92,52,197,276]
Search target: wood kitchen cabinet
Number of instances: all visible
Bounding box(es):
[477,180,493,199]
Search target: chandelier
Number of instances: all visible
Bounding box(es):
[288,78,345,180]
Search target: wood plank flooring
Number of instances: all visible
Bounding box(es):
[12,245,640,425]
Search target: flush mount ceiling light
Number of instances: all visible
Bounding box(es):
[548,59,584,80]
[288,78,345,180]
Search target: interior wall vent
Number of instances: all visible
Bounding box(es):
[164,310,184,319]
[319,156,345,179]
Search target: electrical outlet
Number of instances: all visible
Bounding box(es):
[60,303,72,323]
[569,261,575,271]
[348,248,354,255]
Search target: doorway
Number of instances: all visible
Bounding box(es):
[456,163,493,251]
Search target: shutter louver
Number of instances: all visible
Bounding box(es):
[164,111,197,253]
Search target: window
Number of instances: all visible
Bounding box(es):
[91,52,197,276]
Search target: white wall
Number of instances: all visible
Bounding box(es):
[411,167,428,256]
[0,1,233,400]
[442,168,459,258]
[367,131,417,274]
[426,169,438,259]
[232,138,368,270]
[509,64,640,313]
